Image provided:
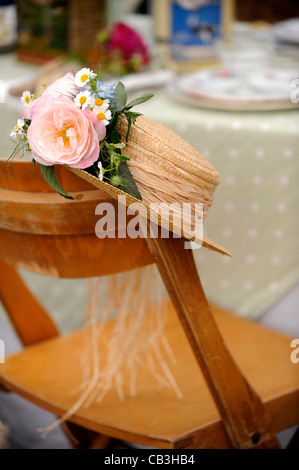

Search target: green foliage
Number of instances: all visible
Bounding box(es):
[124,93,154,110]
[109,82,127,113]
[39,165,73,200]
[123,111,142,141]
[118,162,142,200]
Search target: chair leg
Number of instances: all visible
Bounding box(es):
[89,434,114,449]
[146,231,280,449]
[62,421,113,449]
[0,259,58,346]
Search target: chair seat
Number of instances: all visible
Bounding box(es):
[1,301,298,449]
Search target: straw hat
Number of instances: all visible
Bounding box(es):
[68,115,230,256]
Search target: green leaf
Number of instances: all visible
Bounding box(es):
[124,93,154,110]
[124,111,142,141]
[110,142,126,149]
[39,165,73,200]
[126,111,142,120]
[117,154,130,162]
[110,128,121,144]
[125,115,132,142]
[109,81,127,113]
[108,112,119,133]
[118,162,142,200]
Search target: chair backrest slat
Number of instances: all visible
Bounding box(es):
[0,158,154,277]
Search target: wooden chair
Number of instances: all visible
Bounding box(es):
[0,158,298,449]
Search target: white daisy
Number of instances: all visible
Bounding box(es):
[10,130,18,140]
[92,100,112,126]
[74,68,95,87]
[14,119,25,134]
[74,90,94,109]
[10,119,25,140]
[90,71,97,80]
[94,97,108,107]
[98,161,104,181]
[21,91,34,107]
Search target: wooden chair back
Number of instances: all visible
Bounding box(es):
[0,158,153,278]
[0,157,152,345]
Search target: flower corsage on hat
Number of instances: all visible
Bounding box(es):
[10,67,153,200]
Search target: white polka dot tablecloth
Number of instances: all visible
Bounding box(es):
[139,92,299,319]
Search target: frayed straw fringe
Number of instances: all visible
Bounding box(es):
[128,159,213,217]
[39,265,181,438]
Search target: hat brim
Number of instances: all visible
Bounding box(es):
[66,167,231,257]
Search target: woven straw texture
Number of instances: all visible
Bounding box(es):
[117,116,220,194]
[67,117,230,256]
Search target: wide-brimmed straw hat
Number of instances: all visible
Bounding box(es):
[68,115,230,256]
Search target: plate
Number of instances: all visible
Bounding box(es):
[167,68,299,111]
[272,19,299,45]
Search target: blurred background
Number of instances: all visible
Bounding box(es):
[0,0,298,449]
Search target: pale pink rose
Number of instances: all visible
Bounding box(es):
[25,73,78,120]
[25,93,54,120]
[27,95,106,169]
[43,72,78,99]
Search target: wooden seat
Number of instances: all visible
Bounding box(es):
[0,158,298,448]
[1,301,298,449]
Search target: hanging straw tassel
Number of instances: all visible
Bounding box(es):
[39,265,181,437]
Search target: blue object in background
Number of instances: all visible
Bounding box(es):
[171,0,222,47]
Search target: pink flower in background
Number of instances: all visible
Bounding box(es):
[106,22,149,66]
[27,94,106,169]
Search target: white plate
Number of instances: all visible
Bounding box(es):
[167,68,299,111]
[248,69,299,95]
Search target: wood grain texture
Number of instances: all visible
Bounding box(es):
[0,188,111,235]
[0,228,153,278]
[0,158,154,277]
[146,232,281,449]
[0,159,94,192]
[0,187,140,236]
[0,301,298,449]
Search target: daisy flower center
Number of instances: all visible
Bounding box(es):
[97,112,106,120]
[79,96,87,105]
[81,74,88,83]
[95,98,103,106]
[25,96,30,104]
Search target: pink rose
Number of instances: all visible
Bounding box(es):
[27,95,106,169]
[43,72,78,99]
[107,22,149,66]
[25,73,78,121]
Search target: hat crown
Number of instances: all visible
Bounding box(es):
[117,116,220,196]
